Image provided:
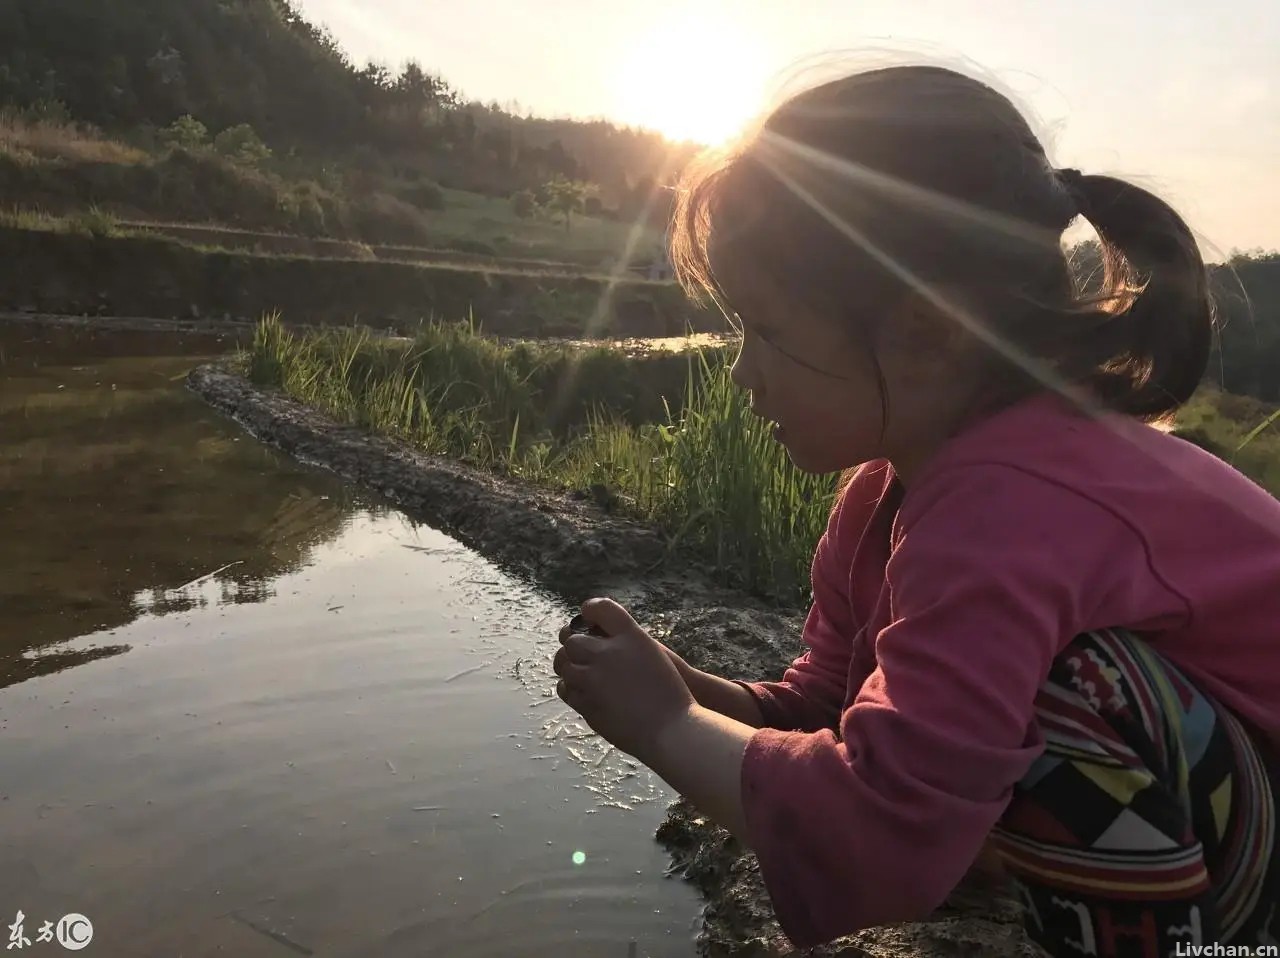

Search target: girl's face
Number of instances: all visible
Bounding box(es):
[727,284,892,476]
[726,272,972,480]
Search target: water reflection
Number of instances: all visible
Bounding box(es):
[0,322,703,956]
[527,332,735,355]
[0,321,367,689]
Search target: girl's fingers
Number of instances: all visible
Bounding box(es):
[579,598,638,635]
[560,624,608,645]
[552,645,572,674]
[553,649,592,680]
[559,634,607,663]
[556,677,590,708]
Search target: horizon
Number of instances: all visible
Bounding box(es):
[294,0,1279,256]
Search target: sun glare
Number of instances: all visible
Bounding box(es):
[614,14,768,146]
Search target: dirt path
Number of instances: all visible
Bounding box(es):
[187,364,1040,957]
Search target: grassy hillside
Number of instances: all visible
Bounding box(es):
[420,188,663,265]
[0,111,666,267]
[0,0,695,222]
[1171,386,1280,493]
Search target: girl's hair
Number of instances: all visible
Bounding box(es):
[670,65,1214,448]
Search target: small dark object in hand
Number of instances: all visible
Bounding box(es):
[569,613,608,637]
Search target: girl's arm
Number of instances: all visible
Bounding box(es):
[630,692,1005,880]
[722,467,1147,949]
[656,527,859,732]
[636,703,755,844]
[661,577,854,732]
[635,465,889,838]
[739,464,892,732]
[674,662,766,728]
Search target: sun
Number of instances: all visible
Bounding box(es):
[613,14,768,146]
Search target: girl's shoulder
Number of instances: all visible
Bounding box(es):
[908,389,1280,543]
[832,460,898,525]
[825,460,904,565]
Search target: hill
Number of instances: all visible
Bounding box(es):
[0,0,695,208]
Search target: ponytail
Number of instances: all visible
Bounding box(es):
[1055,170,1213,421]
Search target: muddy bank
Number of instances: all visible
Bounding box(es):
[186,364,1038,957]
[1,309,259,339]
[125,220,629,274]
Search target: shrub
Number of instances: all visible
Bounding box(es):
[160,115,209,151]
[0,110,145,165]
[511,189,537,219]
[400,180,445,211]
[213,123,272,168]
[351,191,431,244]
[19,99,72,124]
[156,147,280,225]
[291,183,328,236]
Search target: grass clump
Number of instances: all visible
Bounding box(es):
[1173,386,1280,495]
[0,204,126,238]
[247,315,833,603]
[0,109,146,165]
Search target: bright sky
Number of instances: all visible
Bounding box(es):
[297,0,1279,254]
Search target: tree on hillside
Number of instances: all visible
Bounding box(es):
[160,114,208,150]
[511,189,538,219]
[214,123,272,167]
[1212,253,1280,401]
[0,0,368,145]
[540,176,595,233]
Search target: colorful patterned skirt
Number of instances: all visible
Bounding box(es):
[990,628,1280,958]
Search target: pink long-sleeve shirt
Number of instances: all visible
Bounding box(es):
[736,390,1280,949]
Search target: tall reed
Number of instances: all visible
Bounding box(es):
[246,315,835,604]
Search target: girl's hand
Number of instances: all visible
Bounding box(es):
[553,597,696,760]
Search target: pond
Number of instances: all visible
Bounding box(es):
[0,322,703,956]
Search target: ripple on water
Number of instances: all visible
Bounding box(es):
[0,336,701,957]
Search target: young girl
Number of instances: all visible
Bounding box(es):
[553,64,1280,957]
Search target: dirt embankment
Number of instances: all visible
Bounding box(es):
[0,227,718,338]
[124,220,624,274]
[187,364,1039,958]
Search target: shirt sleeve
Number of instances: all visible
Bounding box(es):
[734,465,886,732]
[738,465,1143,948]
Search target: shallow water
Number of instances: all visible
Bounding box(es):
[0,323,702,956]
[500,331,735,355]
